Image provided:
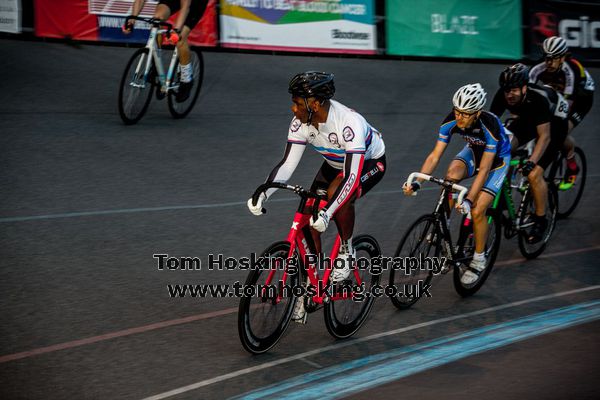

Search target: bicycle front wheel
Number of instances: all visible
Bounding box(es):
[549,147,587,219]
[118,48,155,125]
[518,187,558,259]
[238,241,299,354]
[167,49,204,119]
[389,215,438,310]
[453,210,501,297]
[324,235,381,339]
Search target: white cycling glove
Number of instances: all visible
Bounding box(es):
[310,210,330,232]
[458,199,472,215]
[247,193,267,216]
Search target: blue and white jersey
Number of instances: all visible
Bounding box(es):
[287,100,385,169]
[438,110,511,165]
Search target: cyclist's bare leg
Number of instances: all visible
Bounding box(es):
[510,136,520,154]
[471,192,494,254]
[153,4,171,46]
[445,160,468,213]
[176,25,192,65]
[563,126,576,159]
[528,165,547,217]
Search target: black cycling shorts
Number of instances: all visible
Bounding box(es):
[159,0,208,30]
[506,117,567,170]
[310,155,386,199]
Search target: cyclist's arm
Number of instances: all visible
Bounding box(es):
[468,152,495,203]
[419,140,447,181]
[323,151,365,218]
[263,141,306,199]
[175,0,191,31]
[530,122,551,164]
[131,0,146,16]
[416,113,453,182]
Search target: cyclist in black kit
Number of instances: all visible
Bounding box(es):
[529,36,595,183]
[491,63,569,243]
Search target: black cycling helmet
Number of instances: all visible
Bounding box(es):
[499,63,530,90]
[288,71,335,100]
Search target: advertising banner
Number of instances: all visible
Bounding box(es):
[220,0,377,54]
[386,0,522,59]
[0,0,21,33]
[526,0,600,62]
[34,0,217,46]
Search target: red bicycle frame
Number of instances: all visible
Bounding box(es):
[261,196,363,304]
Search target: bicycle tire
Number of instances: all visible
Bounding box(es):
[389,215,438,310]
[453,210,501,297]
[118,48,155,125]
[238,241,299,354]
[517,186,558,259]
[324,235,381,339]
[548,147,587,219]
[167,49,204,119]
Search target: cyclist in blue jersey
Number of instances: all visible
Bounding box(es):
[404,84,511,285]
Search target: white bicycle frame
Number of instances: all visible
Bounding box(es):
[131,25,179,93]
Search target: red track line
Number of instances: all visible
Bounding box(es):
[1,245,599,364]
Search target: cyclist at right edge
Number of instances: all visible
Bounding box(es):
[529,36,595,185]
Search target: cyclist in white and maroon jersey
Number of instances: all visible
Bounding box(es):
[529,36,595,182]
[247,71,386,288]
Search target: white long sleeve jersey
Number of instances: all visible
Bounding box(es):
[266,100,385,218]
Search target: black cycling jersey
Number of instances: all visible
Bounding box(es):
[490,83,568,169]
[490,83,568,134]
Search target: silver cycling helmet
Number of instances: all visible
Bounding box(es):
[542,36,568,58]
[452,83,487,113]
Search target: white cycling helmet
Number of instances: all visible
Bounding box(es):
[452,83,487,113]
[543,36,568,57]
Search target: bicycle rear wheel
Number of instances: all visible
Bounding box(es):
[118,48,155,125]
[167,49,204,119]
[238,241,299,354]
[453,210,501,297]
[517,187,558,259]
[324,235,381,339]
[389,215,438,310]
[548,147,586,219]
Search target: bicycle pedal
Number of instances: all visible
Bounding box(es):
[156,86,166,100]
[292,313,307,324]
[440,263,451,274]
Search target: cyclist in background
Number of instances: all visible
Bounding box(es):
[122,0,208,102]
[247,71,386,288]
[404,84,510,285]
[491,64,569,243]
[529,36,595,183]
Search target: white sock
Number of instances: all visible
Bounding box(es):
[180,62,193,83]
[473,251,485,260]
